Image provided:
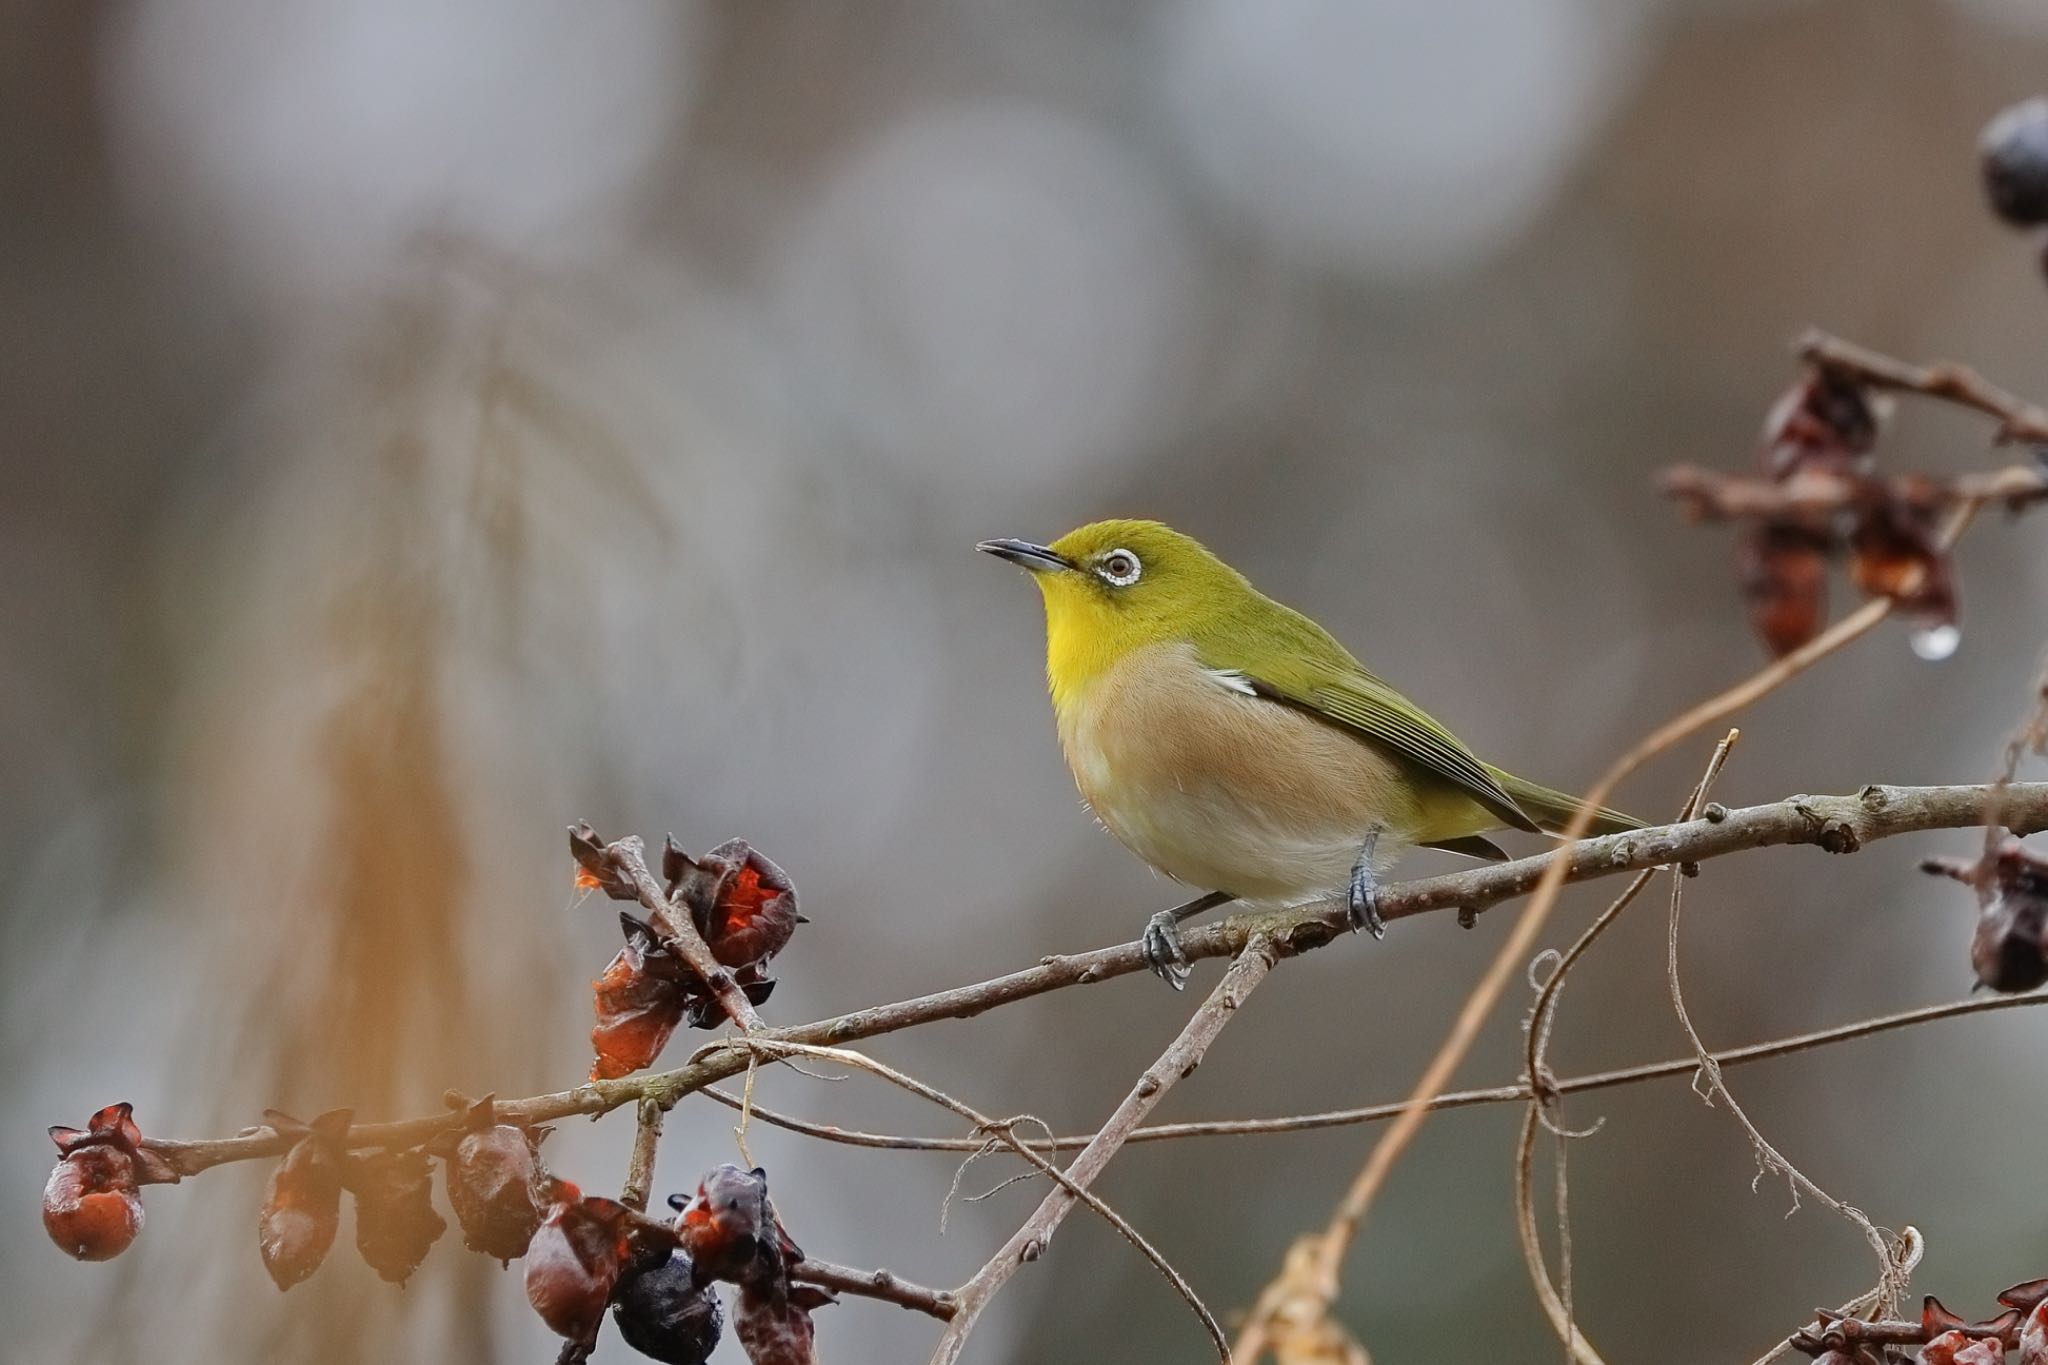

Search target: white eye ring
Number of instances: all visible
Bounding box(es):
[1097,548,1142,587]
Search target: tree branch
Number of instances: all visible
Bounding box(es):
[1659,463,2048,522]
[141,781,2048,1179]
[1798,328,2048,443]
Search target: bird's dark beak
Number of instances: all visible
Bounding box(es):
[976,538,1075,574]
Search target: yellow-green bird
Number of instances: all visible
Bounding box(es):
[979,519,1639,984]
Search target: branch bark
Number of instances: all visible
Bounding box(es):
[144,781,2048,1178]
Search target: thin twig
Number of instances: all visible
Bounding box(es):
[929,935,1280,1365]
[692,989,2048,1152]
[1798,328,2048,444]
[702,1034,1234,1364]
[1985,649,2048,862]
[1745,1231,1927,1364]
[791,1260,958,1320]
[1667,840,1907,1313]
[1513,1106,1603,1365]
[1512,733,1738,1365]
[619,1097,664,1213]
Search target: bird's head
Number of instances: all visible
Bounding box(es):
[978,519,1252,703]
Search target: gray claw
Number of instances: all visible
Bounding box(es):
[1142,909,1192,990]
[1349,836,1387,939]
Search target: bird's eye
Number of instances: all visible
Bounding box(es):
[1097,549,1142,587]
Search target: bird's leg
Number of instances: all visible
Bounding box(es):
[1348,831,1387,939]
[1141,890,1234,990]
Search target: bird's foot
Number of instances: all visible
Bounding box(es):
[1139,890,1234,991]
[1348,835,1386,939]
[1141,909,1193,991]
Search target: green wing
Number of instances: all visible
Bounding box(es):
[1240,666,1541,834]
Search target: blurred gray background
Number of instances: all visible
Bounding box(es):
[6,2,2048,1361]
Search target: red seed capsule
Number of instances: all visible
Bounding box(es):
[690,840,801,969]
[258,1108,352,1290]
[591,914,688,1081]
[42,1102,179,1262]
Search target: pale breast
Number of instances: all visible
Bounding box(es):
[1055,642,1428,904]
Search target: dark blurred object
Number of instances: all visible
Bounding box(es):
[1982,97,2048,227]
[1923,840,2048,993]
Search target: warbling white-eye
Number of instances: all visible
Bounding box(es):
[979,519,1639,985]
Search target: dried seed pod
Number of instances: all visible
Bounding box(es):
[733,1282,836,1365]
[344,1147,446,1284]
[568,821,637,899]
[1984,98,2048,228]
[440,1095,547,1262]
[591,913,688,1080]
[1739,522,1832,657]
[669,1165,800,1290]
[524,1180,635,1348]
[1759,366,1879,482]
[612,1250,724,1365]
[685,840,801,969]
[258,1108,352,1290]
[43,1102,178,1261]
[1849,498,1959,658]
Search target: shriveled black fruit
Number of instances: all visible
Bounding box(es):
[612,1251,723,1365]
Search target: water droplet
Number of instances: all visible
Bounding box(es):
[1910,623,1960,661]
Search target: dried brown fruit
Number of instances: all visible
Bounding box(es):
[258,1108,352,1290]
[670,1164,800,1290]
[439,1094,547,1262]
[612,1250,724,1365]
[344,1147,446,1284]
[42,1102,178,1262]
[733,1283,836,1365]
[1739,522,1832,657]
[1759,367,1879,482]
[524,1179,636,1348]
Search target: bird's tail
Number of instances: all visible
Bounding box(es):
[1486,766,1643,838]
